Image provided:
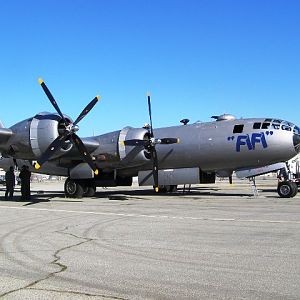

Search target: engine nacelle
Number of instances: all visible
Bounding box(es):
[30,112,73,159]
[6,112,72,160]
[118,127,151,166]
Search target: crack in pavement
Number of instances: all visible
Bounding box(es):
[26,287,128,299]
[0,226,123,299]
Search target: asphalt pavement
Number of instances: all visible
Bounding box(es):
[0,178,299,299]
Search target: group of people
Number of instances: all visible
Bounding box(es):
[4,165,31,201]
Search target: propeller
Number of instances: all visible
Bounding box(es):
[124,93,179,192]
[34,78,99,175]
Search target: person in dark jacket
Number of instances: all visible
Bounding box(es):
[19,165,31,200]
[5,166,15,200]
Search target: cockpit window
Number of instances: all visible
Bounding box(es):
[282,120,294,127]
[261,122,270,129]
[253,122,261,129]
[282,124,292,131]
[252,119,298,133]
[233,124,244,133]
[272,123,280,130]
[294,126,300,135]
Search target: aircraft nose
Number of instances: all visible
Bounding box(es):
[293,133,300,153]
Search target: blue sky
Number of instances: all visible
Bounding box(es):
[0,0,299,136]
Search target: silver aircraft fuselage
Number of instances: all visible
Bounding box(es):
[149,117,300,173]
[0,115,299,179]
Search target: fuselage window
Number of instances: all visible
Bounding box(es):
[264,118,272,122]
[253,122,261,129]
[261,122,270,129]
[233,124,244,133]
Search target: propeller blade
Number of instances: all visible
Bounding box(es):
[123,139,149,146]
[73,95,100,126]
[147,93,154,137]
[38,78,67,123]
[151,147,159,192]
[35,133,69,169]
[71,133,99,175]
[160,138,180,144]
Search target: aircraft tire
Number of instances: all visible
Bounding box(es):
[169,185,178,193]
[84,186,96,197]
[64,178,84,198]
[291,182,298,197]
[277,181,297,198]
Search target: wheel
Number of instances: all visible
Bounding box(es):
[159,185,167,193]
[64,178,84,198]
[169,185,177,193]
[277,181,297,198]
[291,182,298,197]
[84,186,96,197]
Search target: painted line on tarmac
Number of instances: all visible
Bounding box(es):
[0,205,300,224]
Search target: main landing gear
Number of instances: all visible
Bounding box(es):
[64,178,96,198]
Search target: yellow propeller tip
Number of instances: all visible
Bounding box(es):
[146,92,151,97]
[155,187,159,193]
[38,78,44,85]
[177,138,180,143]
[96,95,101,101]
[35,163,41,170]
[94,169,99,175]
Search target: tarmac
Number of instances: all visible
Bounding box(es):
[0,178,299,299]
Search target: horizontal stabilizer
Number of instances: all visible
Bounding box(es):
[235,162,286,178]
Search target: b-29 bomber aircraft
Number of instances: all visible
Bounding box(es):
[0,79,299,198]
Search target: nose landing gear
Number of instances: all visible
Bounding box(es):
[277,181,298,198]
[277,165,299,198]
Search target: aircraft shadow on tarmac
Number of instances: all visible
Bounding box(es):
[0,186,281,204]
[0,187,82,205]
[94,188,253,199]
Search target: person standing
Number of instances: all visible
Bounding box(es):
[5,166,15,200]
[19,165,31,200]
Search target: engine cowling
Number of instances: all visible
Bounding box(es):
[118,127,151,165]
[29,112,73,159]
